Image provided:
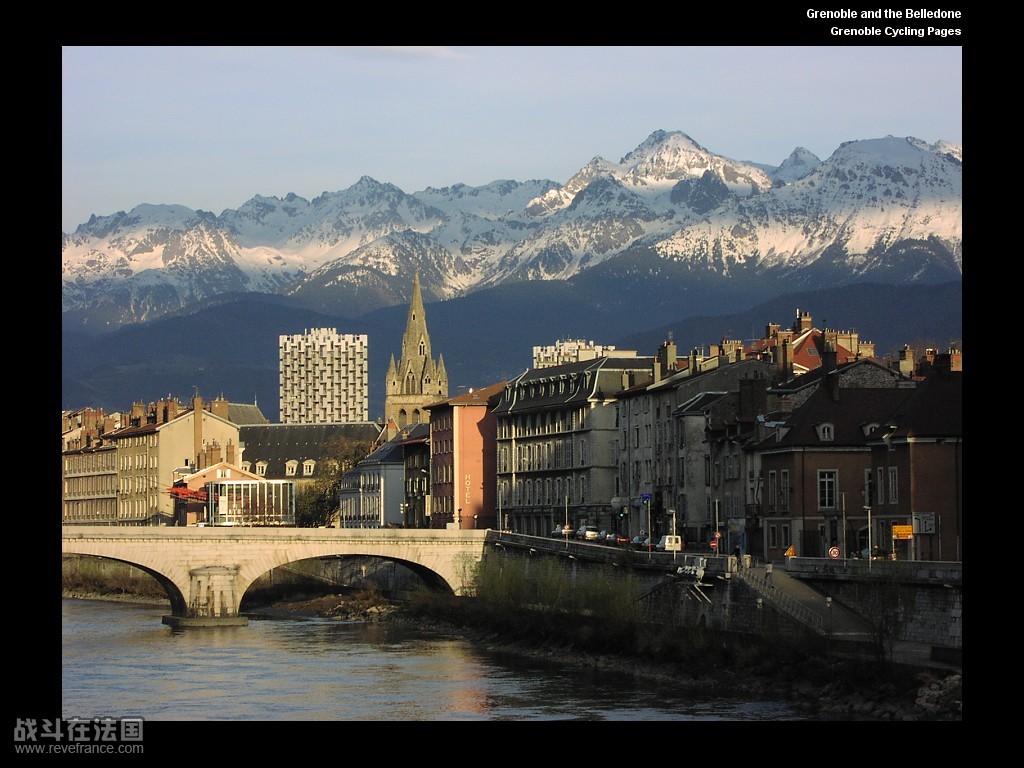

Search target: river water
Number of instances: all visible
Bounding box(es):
[62,598,819,722]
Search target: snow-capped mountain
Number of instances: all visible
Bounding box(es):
[61,130,962,332]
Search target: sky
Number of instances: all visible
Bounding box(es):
[61,45,962,233]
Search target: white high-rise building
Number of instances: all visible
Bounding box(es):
[532,339,637,369]
[279,329,368,424]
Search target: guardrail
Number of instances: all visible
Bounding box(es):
[734,567,824,634]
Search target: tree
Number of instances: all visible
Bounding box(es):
[295,436,374,527]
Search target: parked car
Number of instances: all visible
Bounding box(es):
[551,525,574,538]
[576,525,600,541]
[631,534,650,550]
[607,532,631,546]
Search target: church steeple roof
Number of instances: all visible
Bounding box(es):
[384,272,448,427]
[401,272,431,363]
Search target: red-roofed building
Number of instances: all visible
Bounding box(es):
[425,381,506,530]
[745,308,877,378]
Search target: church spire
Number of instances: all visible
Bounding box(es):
[384,272,447,428]
[401,271,430,363]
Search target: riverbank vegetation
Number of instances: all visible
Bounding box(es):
[62,553,961,720]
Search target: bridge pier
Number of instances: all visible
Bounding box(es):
[162,565,248,627]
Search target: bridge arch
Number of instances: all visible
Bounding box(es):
[62,527,488,624]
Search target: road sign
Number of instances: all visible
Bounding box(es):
[713,531,722,540]
[892,524,913,540]
[828,546,841,559]
[641,493,652,502]
[710,540,718,550]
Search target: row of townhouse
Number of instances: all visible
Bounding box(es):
[61,395,373,527]
[61,396,248,526]
[330,311,962,564]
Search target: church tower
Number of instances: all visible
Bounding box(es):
[384,272,448,428]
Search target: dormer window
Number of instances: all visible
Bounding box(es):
[815,422,834,442]
[861,422,880,438]
[303,460,316,476]
[256,461,268,477]
[285,460,298,476]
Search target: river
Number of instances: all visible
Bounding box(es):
[61,598,823,723]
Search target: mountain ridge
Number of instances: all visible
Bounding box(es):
[62,129,962,334]
[62,280,963,424]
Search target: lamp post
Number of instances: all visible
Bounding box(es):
[841,492,848,565]
[864,505,873,568]
[669,508,677,562]
[564,494,569,551]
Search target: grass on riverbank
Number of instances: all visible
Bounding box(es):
[62,555,167,600]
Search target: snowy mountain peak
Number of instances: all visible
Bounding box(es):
[772,147,822,185]
[62,130,962,332]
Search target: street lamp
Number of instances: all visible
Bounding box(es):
[668,508,677,562]
[864,505,873,568]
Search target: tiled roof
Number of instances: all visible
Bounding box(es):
[227,403,269,425]
[425,380,507,410]
[762,387,914,450]
[239,422,383,478]
[492,356,653,415]
[871,371,962,440]
[672,391,729,416]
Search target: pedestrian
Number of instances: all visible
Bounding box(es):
[732,544,741,569]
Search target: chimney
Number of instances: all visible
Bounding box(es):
[827,371,840,401]
[822,339,838,373]
[739,373,768,418]
[778,339,791,378]
[193,395,204,470]
[226,439,236,467]
[129,401,146,427]
[211,395,230,420]
[654,336,677,383]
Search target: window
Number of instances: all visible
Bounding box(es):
[780,470,790,511]
[768,524,778,549]
[768,471,777,511]
[303,460,316,476]
[256,462,268,477]
[815,422,834,441]
[782,524,791,547]
[876,468,884,505]
[888,467,898,504]
[817,469,837,510]
[285,460,298,477]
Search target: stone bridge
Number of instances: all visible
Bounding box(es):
[62,526,489,626]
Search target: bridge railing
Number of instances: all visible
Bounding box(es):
[733,567,825,634]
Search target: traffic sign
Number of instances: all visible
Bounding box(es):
[828,546,841,559]
[892,524,913,540]
[641,493,652,502]
[713,531,722,540]
[710,540,718,550]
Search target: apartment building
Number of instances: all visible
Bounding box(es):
[279,328,369,424]
[493,355,653,536]
[532,338,637,369]
[100,396,241,526]
[337,423,426,528]
[425,381,505,530]
[62,443,118,525]
[866,368,962,562]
